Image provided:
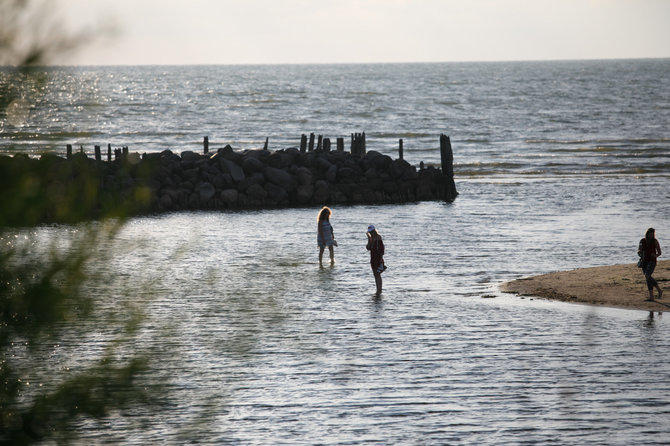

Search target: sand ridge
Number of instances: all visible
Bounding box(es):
[500,260,670,312]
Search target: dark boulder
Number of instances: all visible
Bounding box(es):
[238,172,264,192]
[294,166,313,186]
[220,188,239,206]
[264,166,296,192]
[242,156,265,174]
[197,182,216,202]
[265,182,288,204]
[220,158,245,183]
[296,184,314,204]
[246,183,267,201]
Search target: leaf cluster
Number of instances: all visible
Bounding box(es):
[0,219,156,445]
[0,4,160,443]
[0,0,92,66]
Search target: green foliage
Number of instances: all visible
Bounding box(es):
[1,3,155,442]
[0,217,155,445]
[0,153,155,227]
[0,0,93,67]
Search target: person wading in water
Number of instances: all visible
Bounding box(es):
[366,224,386,295]
[317,206,336,266]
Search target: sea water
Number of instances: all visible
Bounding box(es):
[2,60,670,444]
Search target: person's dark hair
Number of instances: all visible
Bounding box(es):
[646,227,655,242]
[318,206,331,222]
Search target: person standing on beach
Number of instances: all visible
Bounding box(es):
[366,224,386,295]
[638,227,663,301]
[317,206,336,266]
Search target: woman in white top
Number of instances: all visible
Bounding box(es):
[317,206,336,266]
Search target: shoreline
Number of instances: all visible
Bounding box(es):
[500,260,670,312]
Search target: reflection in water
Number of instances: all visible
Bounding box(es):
[643,311,664,329]
[646,311,656,328]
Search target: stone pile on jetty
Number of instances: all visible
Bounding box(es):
[0,135,457,225]
[150,145,455,210]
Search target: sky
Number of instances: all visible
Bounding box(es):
[59,0,670,65]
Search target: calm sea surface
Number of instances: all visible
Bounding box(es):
[2,60,670,444]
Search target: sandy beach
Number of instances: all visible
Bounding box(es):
[500,260,670,312]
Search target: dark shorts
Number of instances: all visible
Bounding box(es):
[371,260,386,274]
[643,261,657,290]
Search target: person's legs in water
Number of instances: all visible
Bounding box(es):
[328,245,334,265]
[374,271,382,295]
[319,245,325,267]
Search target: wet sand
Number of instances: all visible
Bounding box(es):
[500,260,670,312]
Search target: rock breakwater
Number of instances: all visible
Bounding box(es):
[1,142,457,226]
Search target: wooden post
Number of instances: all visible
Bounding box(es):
[336,137,344,151]
[439,134,457,200]
[80,145,84,154]
[399,138,404,161]
[308,133,315,151]
[66,144,72,159]
[114,148,121,160]
[439,134,453,177]
[351,133,360,158]
[323,138,331,152]
[107,144,112,162]
[94,145,101,162]
[122,146,128,158]
[263,137,269,150]
[316,135,323,151]
[351,132,366,158]
[300,134,307,152]
[204,136,209,154]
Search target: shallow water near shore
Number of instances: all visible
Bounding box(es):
[3,60,670,444]
[23,174,666,445]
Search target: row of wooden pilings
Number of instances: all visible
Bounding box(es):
[67,143,129,162]
[66,132,456,185]
[68,134,370,162]
[201,133,372,159]
[203,132,434,166]
[206,133,452,178]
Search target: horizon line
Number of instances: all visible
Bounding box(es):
[5,56,669,69]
